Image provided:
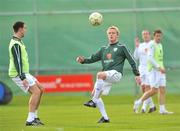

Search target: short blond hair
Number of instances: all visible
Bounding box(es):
[142,30,150,35]
[106,26,120,35]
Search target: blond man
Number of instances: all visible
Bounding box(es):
[77,26,140,123]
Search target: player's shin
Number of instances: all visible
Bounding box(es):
[97,98,109,120]
[92,79,104,103]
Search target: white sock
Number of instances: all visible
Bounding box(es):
[35,110,38,118]
[142,101,148,111]
[97,98,109,120]
[159,105,165,112]
[148,97,155,108]
[137,99,143,105]
[92,79,104,103]
[26,112,35,122]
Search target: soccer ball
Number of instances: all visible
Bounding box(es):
[89,12,103,26]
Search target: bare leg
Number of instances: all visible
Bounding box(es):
[34,81,44,111]
[28,85,41,112]
[159,86,166,105]
[158,86,173,114]
[159,86,166,112]
[134,87,157,113]
[141,84,148,112]
[26,85,41,122]
[141,84,146,93]
[145,85,155,108]
[144,85,151,92]
[140,87,158,102]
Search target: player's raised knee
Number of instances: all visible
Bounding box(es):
[97,72,106,80]
[38,84,44,94]
[30,86,41,96]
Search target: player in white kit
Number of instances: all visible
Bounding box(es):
[134,30,156,113]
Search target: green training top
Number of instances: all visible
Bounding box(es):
[83,42,139,76]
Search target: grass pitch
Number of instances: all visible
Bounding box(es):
[0,94,180,131]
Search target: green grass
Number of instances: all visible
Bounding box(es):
[0,95,180,131]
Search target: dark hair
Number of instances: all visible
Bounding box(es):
[153,29,162,36]
[13,21,24,33]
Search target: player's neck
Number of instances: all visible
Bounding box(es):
[14,33,22,39]
[144,40,150,43]
[109,40,118,45]
[154,40,161,44]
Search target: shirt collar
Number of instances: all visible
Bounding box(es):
[109,41,119,46]
[12,36,21,41]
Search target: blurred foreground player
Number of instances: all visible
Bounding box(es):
[8,21,44,126]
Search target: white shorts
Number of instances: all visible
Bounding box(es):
[139,66,149,86]
[101,70,122,95]
[12,74,37,93]
[149,69,166,88]
[140,73,149,86]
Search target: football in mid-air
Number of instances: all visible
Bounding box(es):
[89,12,103,26]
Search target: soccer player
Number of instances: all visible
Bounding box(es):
[76,26,140,123]
[133,30,156,113]
[8,21,44,126]
[133,29,173,114]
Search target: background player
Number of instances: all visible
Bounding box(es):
[133,29,173,114]
[134,30,156,113]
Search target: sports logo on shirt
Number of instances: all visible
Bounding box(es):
[106,53,112,59]
[114,48,118,52]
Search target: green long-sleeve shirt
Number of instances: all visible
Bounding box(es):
[83,42,139,76]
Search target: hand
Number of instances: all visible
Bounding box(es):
[134,37,140,48]
[22,79,29,88]
[135,76,141,85]
[76,56,85,63]
[159,67,166,74]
